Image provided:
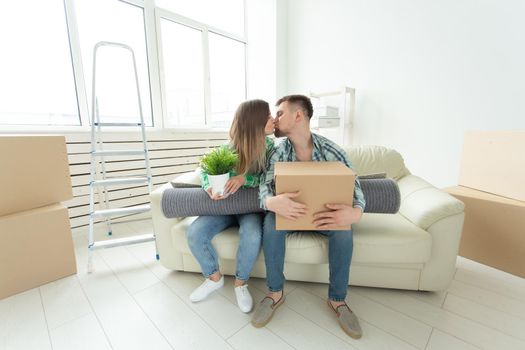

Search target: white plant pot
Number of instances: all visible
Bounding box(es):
[208,173,230,196]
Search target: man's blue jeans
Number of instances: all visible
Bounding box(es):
[263,212,353,301]
[187,213,263,281]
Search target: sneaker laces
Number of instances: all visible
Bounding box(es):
[237,284,249,295]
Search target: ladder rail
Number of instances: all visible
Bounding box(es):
[87,41,158,273]
[95,98,114,236]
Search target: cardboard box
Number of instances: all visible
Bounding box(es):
[275,161,355,231]
[459,131,525,202]
[0,203,77,300]
[445,186,525,278]
[0,135,73,217]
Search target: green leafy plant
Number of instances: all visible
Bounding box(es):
[200,147,239,175]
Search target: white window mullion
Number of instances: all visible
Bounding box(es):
[202,28,212,126]
[143,0,164,128]
[64,0,90,126]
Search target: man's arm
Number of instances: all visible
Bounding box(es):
[313,141,365,228]
[259,148,308,220]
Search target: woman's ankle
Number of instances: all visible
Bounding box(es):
[234,278,246,287]
[208,272,222,282]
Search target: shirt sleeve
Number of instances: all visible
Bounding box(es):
[244,173,259,187]
[199,168,211,191]
[259,143,279,210]
[324,143,366,211]
[341,155,366,211]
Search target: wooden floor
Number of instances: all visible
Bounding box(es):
[1,219,524,350]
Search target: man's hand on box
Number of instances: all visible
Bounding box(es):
[266,192,308,220]
[313,204,363,230]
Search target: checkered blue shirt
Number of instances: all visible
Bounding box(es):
[259,133,366,211]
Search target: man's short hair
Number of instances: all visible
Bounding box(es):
[276,94,313,119]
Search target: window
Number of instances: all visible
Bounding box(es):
[209,33,246,127]
[74,0,153,126]
[0,0,79,126]
[0,0,247,130]
[159,19,206,127]
[157,5,246,128]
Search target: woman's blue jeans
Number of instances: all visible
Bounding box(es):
[263,212,354,301]
[187,213,263,281]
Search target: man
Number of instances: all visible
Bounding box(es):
[251,95,365,339]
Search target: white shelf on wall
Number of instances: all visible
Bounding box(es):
[309,86,355,147]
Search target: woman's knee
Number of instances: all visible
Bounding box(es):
[187,221,207,248]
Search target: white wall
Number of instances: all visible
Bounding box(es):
[282,0,525,187]
[246,0,278,105]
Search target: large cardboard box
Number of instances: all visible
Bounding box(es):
[445,186,525,278]
[459,131,525,202]
[0,135,73,217]
[0,203,77,300]
[275,161,355,231]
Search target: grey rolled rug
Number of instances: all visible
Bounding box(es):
[161,177,400,218]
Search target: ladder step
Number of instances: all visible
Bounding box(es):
[92,204,151,218]
[94,122,143,127]
[91,177,149,187]
[89,233,155,250]
[92,149,146,156]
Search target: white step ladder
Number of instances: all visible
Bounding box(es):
[87,41,157,273]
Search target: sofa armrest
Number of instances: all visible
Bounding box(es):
[150,182,185,268]
[398,175,464,230]
[398,175,465,290]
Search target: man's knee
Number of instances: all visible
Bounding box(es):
[263,212,277,233]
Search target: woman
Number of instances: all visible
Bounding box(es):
[187,99,275,313]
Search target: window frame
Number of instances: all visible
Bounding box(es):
[155,5,247,129]
[0,0,246,132]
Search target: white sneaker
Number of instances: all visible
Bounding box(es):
[234,284,253,313]
[190,276,224,302]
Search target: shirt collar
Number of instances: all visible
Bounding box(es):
[282,132,323,161]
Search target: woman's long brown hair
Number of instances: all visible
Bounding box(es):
[229,99,270,175]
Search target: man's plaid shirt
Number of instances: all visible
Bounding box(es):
[259,133,366,211]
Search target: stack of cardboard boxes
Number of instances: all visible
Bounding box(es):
[445,131,525,278]
[0,135,77,299]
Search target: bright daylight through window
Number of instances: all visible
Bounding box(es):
[0,0,246,129]
[0,0,79,126]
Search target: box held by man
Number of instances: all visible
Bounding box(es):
[275,161,355,231]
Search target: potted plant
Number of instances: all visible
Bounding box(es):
[199,146,239,196]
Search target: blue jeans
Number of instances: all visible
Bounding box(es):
[187,213,263,281]
[263,212,353,301]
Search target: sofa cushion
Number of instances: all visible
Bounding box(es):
[346,145,410,180]
[171,213,431,265]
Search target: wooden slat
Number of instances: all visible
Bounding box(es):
[65,130,227,227]
[69,211,152,228]
[65,182,165,208]
[71,163,198,189]
[69,155,200,175]
[65,130,228,143]
[68,194,151,218]
[68,147,212,164]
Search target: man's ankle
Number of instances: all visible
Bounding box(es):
[268,290,283,303]
[329,299,346,308]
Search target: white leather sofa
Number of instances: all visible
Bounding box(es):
[150,145,465,291]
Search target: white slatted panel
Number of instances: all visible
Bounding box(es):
[65,130,228,228]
